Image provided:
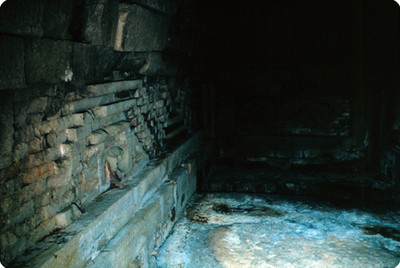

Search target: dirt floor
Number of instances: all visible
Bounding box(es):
[157,193,400,268]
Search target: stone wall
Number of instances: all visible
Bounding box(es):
[9,133,204,267]
[0,76,198,265]
[0,0,209,265]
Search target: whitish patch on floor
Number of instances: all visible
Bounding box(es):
[157,193,400,268]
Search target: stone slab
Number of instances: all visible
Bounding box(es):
[25,38,72,84]
[115,4,171,52]
[86,183,176,268]
[82,0,119,48]
[86,79,142,97]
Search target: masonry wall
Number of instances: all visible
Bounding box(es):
[0,0,209,265]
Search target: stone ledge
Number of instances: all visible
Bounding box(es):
[86,80,142,97]
[86,159,197,268]
[9,131,203,268]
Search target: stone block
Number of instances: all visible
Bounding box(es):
[117,132,128,144]
[42,0,78,40]
[63,94,121,115]
[95,99,135,119]
[25,37,73,84]
[137,97,147,106]
[155,99,164,109]
[47,174,70,189]
[93,45,120,81]
[92,106,108,118]
[51,185,72,203]
[0,179,15,197]
[82,0,119,47]
[63,114,85,129]
[81,176,100,195]
[0,0,45,37]
[40,205,59,221]
[55,208,74,228]
[106,121,130,135]
[86,198,162,268]
[86,143,105,159]
[65,128,78,143]
[13,143,29,162]
[37,121,51,136]
[0,231,19,263]
[140,104,149,114]
[72,43,96,84]
[31,179,48,197]
[20,125,39,142]
[21,152,46,170]
[47,119,62,133]
[0,94,14,163]
[27,97,48,114]
[45,133,58,148]
[11,200,35,226]
[0,196,13,215]
[0,36,26,89]
[38,192,51,207]
[16,184,37,205]
[115,4,171,52]
[87,79,142,97]
[29,137,44,154]
[87,130,108,145]
[22,162,57,184]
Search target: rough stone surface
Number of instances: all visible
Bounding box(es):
[157,193,400,268]
[82,0,119,47]
[0,0,46,36]
[0,36,26,89]
[0,0,81,40]
[72,43,97,84]
[115,3,171,52]
[25,37,73,84]
[0,93,14,166]
[9,133,202,267]
[42,0,81,40]
[0,43,198,265]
